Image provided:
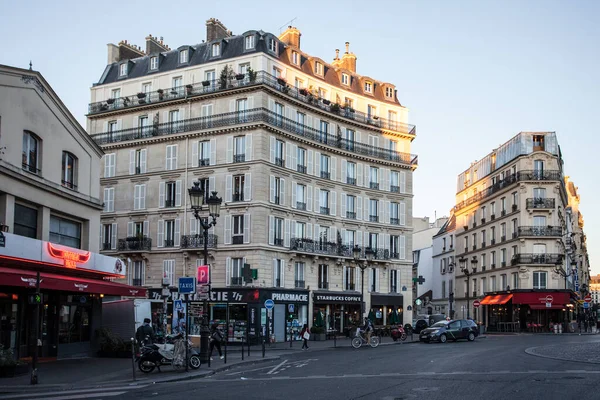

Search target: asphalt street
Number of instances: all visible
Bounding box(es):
[8,334,600,400]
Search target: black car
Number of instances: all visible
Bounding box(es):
[419,319,479,343]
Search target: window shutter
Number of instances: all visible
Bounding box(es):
[243,214,251,243]
[291,181,297,208]
[306,223,312,241]
[356,230,362,247]
[364,232,369,249]
[307,150,313,175]
[341,193,347,217]
[164,145,170,170]
[159,182,166,208]
[363,197,369,221]
[356,268,360,292]
[129,150,135,174]
[175,180,182,207]
[284,219,291,247]
[290,144,297,170]
[376,269,380,292]
[210,139,217,165]
[307,186,313,211]
[270,136,276,164]
[224,215,232,244]
[286,141,292,170]
[313,224,320,241]
[225,175,232,202]
[174,219,181,246]
[209,176,215,192]
[290,220,296,240]
[281,259,285,287]
[378,200,383,222]
[273,259,277,286]
[172,145,178,170]
[384,201,390,223]
[140,149,147,173]
[245,134,253,161]
[400,171,406,193]
[244,173,251,201]
[357,163,363,186]
[226,257,231,286]
[111,223,117,249]
[314,188,320,212]
[383,233,390,252]
[192,141,199,167]
[343,266,347,289]
[331,157,337,181]
[314,151,321,177]
[268,216,275,245]
[190,218,197,236]
[399,236,406,260]
[140,184,146,209]
[400,202,406,226]
[143,221,149,237]
[226,136,234,163]
[368,269,373,292]
[330,190,337,216]
[157,220,165,247]
[356,195,362,220]
[364,164,369,188]
[341,160,347,183]
[270,176,276,203]
[280,178,285,206]
[384,169,390,191]
[133,185,140,210]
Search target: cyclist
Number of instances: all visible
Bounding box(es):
[363,317,374,343]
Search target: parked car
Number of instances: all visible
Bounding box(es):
[419,319,479,343]
[413,314,448,334]
[413,319,429,334]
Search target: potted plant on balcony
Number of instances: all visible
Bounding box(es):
[186,84,193,95]
[106,98,115,105]
[247,67,257,83]
[512,204,518,211]
[299,88,308,96]
[123,97,130,107]
[330,103,340,113]
[157,88,164,100]
[219,65,235,89]
[202,80,211,87]
[0,346,28,377]
[137,92,146,99]
[277,76,287,86]
[236,73,245,80]
[322,99,331,105]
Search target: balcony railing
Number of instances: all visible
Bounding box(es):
[274,238,284,246]
[199,158,210,166]
[61,180,77,190]
[88,70,417,136]
[346,211,356,219]
[90,108,418,165]
[233,154,246,163]
[297,164,307,173]
[370,182,379,190]
[526,198,556,209]
[320,207,330,215]
[369,215,379,222]
[295,280,305,289]
[232,193,244,202]
[165,199,176,208]
[230,277,243,286]
[390,217,399,225]
[296,201,307,210]
[132,278,144,287]
[275,157,285,167]
[232,236,244,245]
[180,234,218,249]
[289,238,390,260]
[454,170,562,212]
[390,185,399,193]
[518,226,562,237]
[164,239,174,247]
[102,242,112,251]
[320,171,331,179]
[511,253,563,265]
[118,237,152,251]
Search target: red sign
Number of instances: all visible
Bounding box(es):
[584,294,592,303]
[47,243,90,269]
[473,300,481,308]
[197,265,210,285]
[545,295,554,303]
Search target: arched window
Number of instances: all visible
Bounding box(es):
[22,131,39,173]
[62,151,77,190]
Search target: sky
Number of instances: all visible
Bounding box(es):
[1,0,598,273]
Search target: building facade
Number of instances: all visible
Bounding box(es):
[87,19,417,342]
[0,65,143,360]
[430,215,456,318]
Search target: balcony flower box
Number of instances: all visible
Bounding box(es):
[202,80,210,87]
[322,99,331,105]
[277,77,287,86]
[236,73,245,80]
[512,204,518,211]
[186,84,193,95]
[330,103,340,113]
[157,89,164,100]
[137,92,146,99]
[106,98,115,105]
[299,88,308,96]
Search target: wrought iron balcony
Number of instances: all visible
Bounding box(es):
[165,199,176,208]
[232,236,244,245]
[199,158,210,166]
[511,253,563,265]
[296,201,307,210]
[320,207,330,215]
[346,211,356,219]
[88,71,417,136]
[132,278,144,287]
[347,177,357,185]
[90,107,418,166]
[232,193,244,202]
[118,237,152,251]
[180,234,218,249]
[370,182,380,190]
[164,239,174,247]
[274,196,280,205]
[275,157,285,167]
[390,218,399,225]
[233,154,246,163]
[274,238,284,246]
[518,226,562,237]
[297,164,307,173]
[230,277,243,286]
[295,280,305,289]
[102,242,112,251]
[320,171,331,179]
[526,198,556,209]
[390,185,400,193]
[369,215,379,222]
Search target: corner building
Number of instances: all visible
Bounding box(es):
[87,19,417,342]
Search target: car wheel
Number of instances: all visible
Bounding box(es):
[468,332,475,341]
[439,334,447,343]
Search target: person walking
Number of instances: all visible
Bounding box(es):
[300,324,310,350]
[209,323,225,360]
[136,318,155,345]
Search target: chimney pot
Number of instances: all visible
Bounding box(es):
[345,42,349,53]
[335,49,340,59]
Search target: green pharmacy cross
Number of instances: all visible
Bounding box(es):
[413,276,426,285]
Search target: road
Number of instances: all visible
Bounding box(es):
[9,334,600,400]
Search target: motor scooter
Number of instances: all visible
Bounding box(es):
[391,324,407,342]
[137,333,201,372]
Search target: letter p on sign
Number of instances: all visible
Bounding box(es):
[197,265,210,285]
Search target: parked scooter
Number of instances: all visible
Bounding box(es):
[391,324,407,342]
[137,333,201,372]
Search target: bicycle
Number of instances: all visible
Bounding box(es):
[352,327,380,349]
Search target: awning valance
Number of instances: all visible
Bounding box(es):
[480,294,513,305]
[512,292,570,305]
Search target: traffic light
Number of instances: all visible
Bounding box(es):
[28,293,42,305]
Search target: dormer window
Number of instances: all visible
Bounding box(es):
[341,73,349,85]
[245,35,255,49]
[211,43,221,57]
[179,49,188,63]
[150,56,158,70]
[268,38,278,52]
[119,63,128,76]
[364,81,372,93]
[385,87,394,98]
[315,61,323,76]
[292,51,299,65]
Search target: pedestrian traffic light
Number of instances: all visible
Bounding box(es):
[28,293,42,305]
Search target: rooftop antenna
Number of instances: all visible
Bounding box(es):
[279,17,297,34]
[29,61,32,70]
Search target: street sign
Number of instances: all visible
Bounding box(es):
[174,299,183,311]
[198,285,210,293]
[197,292,209,300]
[545,295,554,303]
[584,294,592,303]
[583,302,590,309]
[546,302,552,308]
[415,299,422,306]
[264,299,274,310]
[473,300,481,308]
[197,265,210,286]
[178,277,195,294]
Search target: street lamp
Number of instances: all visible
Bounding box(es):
[448,261,455,319]
[353,246,374,318]
[459,256,476,319]
[553,258,576,290]
[188,181,222,365]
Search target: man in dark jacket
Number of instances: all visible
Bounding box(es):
[136,318,155,344]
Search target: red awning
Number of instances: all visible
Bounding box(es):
[512,292,570,305]
[0,267,146,297]
[480,294,513,305]
[529,304,567,310]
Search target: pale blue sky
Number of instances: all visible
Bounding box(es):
[1,0,598,272]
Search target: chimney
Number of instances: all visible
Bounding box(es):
[331,48,342,68]
[278,26,301,49]
[206,18,232,42]
[110,40,144,63]
[340,41,357,73]
[107,43,119,64]
[145,34,170,54]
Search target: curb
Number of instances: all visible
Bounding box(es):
[525,346,600,365]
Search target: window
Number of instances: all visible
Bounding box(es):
[234,135,246,162]
[168,109,181,133]
[367,105,377,120]
[501,274,507,290]
[318,264,328,289]
[22,131,39,173]
[101,223,116,250]
[14,204,37,239]
[294,78,304,89]
[134,184,146,210]
[164,181,177,208]
[512,272,519,289]
[271,176,281,204]
[268,38,278,52]
[199,178,210,204]
[533,187,546,200]
[346,195,356,219]
[390,171,400,193]
[163,260,175,285]
[345,266,356,290]
[512,191,518,208]
[275,139,285,167]
[501,223,506,240]
[512,219,518,238]
[273,259,284,287]
[315,61,323,75]
[320,189,330,214]
[533,271,547,289]
[296,221,306,239]
[230,258,243,285]
[233,174,245,202]
[197,140,210,166]
[245,35,255,49]
[119,63,127,76]
[501,197,506,213]
[103,188,114,212]
[297,147,306,172]
[370,167,379,189]
[150,56,158,70]
[205,70,216,85]
[385,87,394,98]
[232,215,244,244]
[341,73,349,85]
[481,206,486,221]
[481,278,486,295]
[388,111,397,129]
[390,269,398,293]
[138,115,149,137]
[296,184,306,210]
[481,253,487,267]
[364,81,372,93]
[491,226,496,242]
[390,202,399,225]
[166,144,178,170]
[179,49,188,63]
[501,249,507,265]
[142,82,152,94]
[49,215,81,249]
[533,135,545,149]
[296,112,306,135]
[345,129,355,151]
[172,77,182,93]
[481,230,487,246]
[347,161,356,185]
[295,262,305,288]
[239,63,249,76]
[273,217,284,246]
[369,268,377,292]
[108,120,118,135]
[345,230,356,247]
[490,276,497,291]
[211,43,220,57]
[319,121,329,143]
[491,251,496,267]
[272,67,282,78]
[320,154,330,179]
[369,233,379,250]
[292,51,299,65]
[111,88,121,99]
[61,152,77,190]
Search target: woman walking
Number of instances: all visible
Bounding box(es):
[209,323,225,360]
[300,324,310,350]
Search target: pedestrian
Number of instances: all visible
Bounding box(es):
[300,324,310,350]
[209,323,225,360]
[584,316,589,333]
[136,318,155,345]
[589,313,595,333]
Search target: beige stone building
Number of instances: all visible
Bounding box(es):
[87,19,417,340]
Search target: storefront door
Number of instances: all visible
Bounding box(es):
[274,304,285,342]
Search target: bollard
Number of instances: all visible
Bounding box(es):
[248,339,250,357]
[290,336,293,348]
[262,338,266,358]
[224,339,227,364]
[242,340,244,361]
[130,337,136,382]
[334,331,337,348]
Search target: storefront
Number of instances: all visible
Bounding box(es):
[370,294,404,326]
[313,292,362,336]
[0,232,146,359]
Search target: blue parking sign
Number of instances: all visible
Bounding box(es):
[178,277,195,294]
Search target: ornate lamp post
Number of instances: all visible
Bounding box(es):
[459,256,474,319]
[353,246,375,318]
[448,261,455,319]
[188,181,222,364]
[553,258,576,290]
